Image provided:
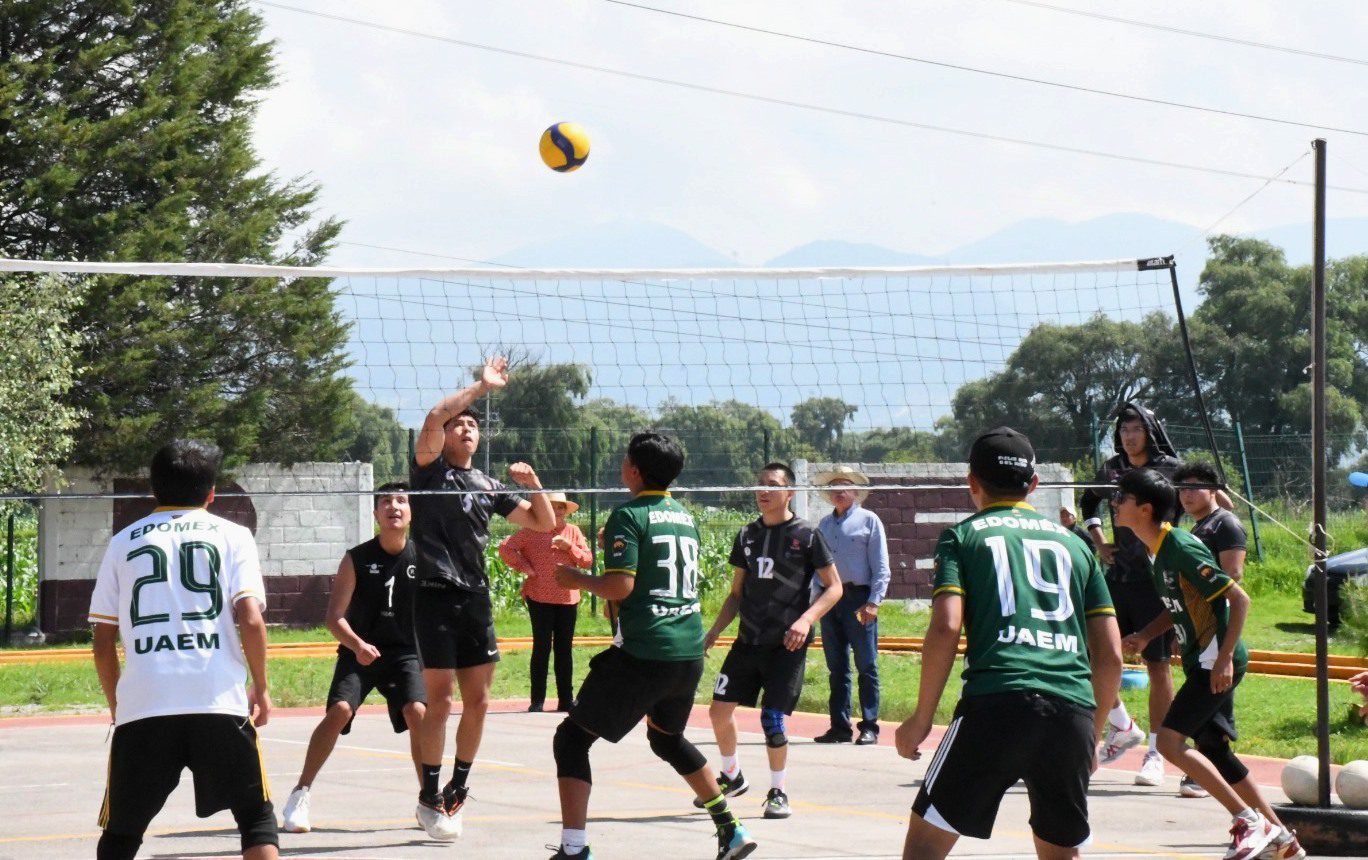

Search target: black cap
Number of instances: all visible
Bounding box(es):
[969,427,1036,491]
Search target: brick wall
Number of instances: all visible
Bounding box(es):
[793,461,1075,600]
[39,463,372,639]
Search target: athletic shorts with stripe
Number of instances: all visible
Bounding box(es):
[100,713,276,841]
[913,691,1095,848]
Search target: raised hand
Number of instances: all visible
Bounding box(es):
[482,356,509,389]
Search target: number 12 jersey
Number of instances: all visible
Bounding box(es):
[932,502,1114,709]
[88,506,266,726]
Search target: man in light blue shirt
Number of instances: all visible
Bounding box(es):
[814,467,891,745]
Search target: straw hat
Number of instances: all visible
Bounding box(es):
[547,492,579,515]
[813,466,871,504]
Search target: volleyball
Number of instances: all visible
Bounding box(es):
[539,122,590,172]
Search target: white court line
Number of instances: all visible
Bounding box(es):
[0,782,72,791]
[262,736,524,768]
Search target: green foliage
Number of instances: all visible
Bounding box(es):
[1,0,349,473]
[0,276,84,495]
[1341,580,1368,658]
[791,397,858,457]
[0,513,39,630]
[337,396,409,483]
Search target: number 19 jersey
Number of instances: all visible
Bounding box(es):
[932,502,1113,710]
[602,491,704,661]
[88,506,267,726]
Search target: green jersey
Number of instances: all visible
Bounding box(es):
[602,491,704,661]
[933,502,1114,710]
[1148,523,1248,677]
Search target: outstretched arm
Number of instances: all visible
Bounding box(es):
[414,357,508,468]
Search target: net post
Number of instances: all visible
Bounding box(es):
[3,512,13,645]
[1165,257,1226,481]
[588,425,600,619]
[1311,138,1331,808]
[1233,421,1264,562]
[1089,411,1102,474]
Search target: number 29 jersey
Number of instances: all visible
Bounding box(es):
[932,502,1114,710]
[602,491,704,661]
[88,506,266,726]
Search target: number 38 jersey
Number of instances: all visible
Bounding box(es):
[602,491,704,661]
[88,506,266,726]
[932,502,1114,710]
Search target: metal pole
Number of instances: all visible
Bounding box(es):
[1089,412,1102,474]
[1233,422,1264,562]
[1167,257,1226,483]
[483,391,492,475]
[589,425,599,619]
[1310,138,1331,808]
[4,513,14,644]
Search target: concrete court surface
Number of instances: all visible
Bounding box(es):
[0,702,1347,860]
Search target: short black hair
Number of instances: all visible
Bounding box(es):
[149,439,222,507]
[627,432,685,490]
[443,408,481,431]
[374,480,409,508]
[1116,468,1175,525]
[976,474,1031,501]
[1116,406,1145,427]
[1172,461,1219,486]
[758,461,795,485]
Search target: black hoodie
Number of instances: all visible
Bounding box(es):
[1079,400,1182,583]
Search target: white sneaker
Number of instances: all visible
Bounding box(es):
[1099,720,1146,764]
[1134,750,1165,786]
[1224,811,1276,860]
[416,799,460,841]
[282,786,311,833]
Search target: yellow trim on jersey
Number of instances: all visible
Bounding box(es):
[983,501,1036,512]
[151,505,205,512]
[98,746,112,828]
[231,589,265,604]
[1205,579,1235,603]
[254,726,271,801]
[601,568,636,577]
[635,490,671,497]
[931,585,964,598]
[89,612,119,623]
[1085,606,1118,617]
[1143,522,1174,557]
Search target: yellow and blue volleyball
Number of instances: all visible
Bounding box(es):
[539,122,590,172]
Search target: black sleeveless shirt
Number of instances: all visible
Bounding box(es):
[344,536,418,652]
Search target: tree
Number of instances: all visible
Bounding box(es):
[791,397,858,457]
[337,397,409,484]
[484,362,592,487]
[657,400,784,502]
[0,275,84,497]
[1,1,347,472]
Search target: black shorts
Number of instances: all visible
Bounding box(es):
[712,642,808,714]
[571,647,705,743]
[913,691,1095,848]
[100,714,274,837]
[328,649,426,734]
[414,583,500,670]
[1162,668,1242,740]
[1109,577,1175,663]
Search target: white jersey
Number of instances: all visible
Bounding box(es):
[88,506,266,726]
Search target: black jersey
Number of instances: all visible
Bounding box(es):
[728,515,835,648]
[1190,508,1247,558]
[1081,451,1181,583]
[344,537,418,651]
[409,456,521,593]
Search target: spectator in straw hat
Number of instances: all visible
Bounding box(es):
[814,466,891,745]
[499,493,593,713]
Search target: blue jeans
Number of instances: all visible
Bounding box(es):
[821,584,880,735]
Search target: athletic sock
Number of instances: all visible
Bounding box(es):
[720,754,739,779]
[420,764,442,800]
[1147,733,1159,753]
[770,769,785,791]
[1108,703,1131,730]
[1235,808,1259,824]
[449,757,473,792]
[702,794,739,832]
[561,827,588,855]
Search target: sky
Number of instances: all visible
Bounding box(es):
[249,0,1368,268]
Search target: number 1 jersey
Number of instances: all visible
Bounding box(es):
[602,491,704,661]
[88,507,266,726]
[932,502,1114,710]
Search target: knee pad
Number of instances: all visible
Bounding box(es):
[96,832,142,860]
[231,799,279,852]
[553,719,596,784]
[760,707,788,748]
[646,726,707,776]
[1195,728,1249,785]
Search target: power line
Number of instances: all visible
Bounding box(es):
[601,0,1368,138]
[254,1,1368,195]
[996,0,1368,68]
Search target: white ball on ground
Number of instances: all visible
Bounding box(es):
[1337,760,1368,809]
[1281,755,1321,805]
